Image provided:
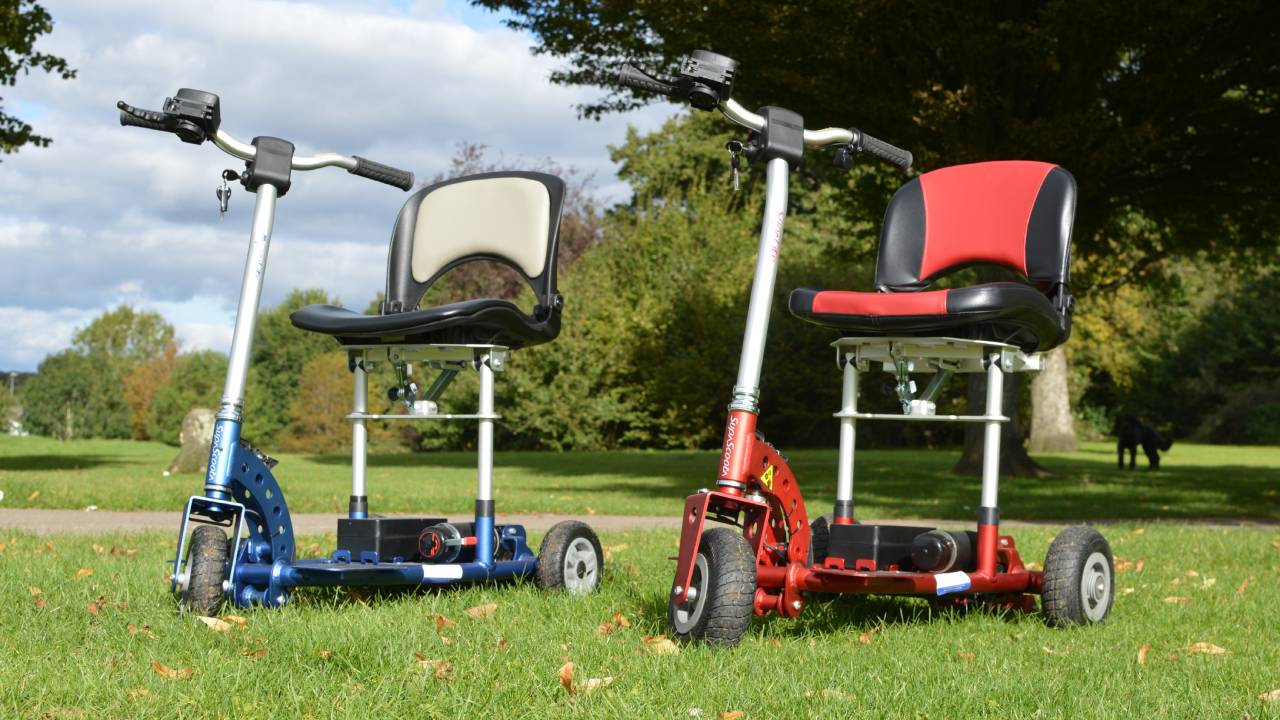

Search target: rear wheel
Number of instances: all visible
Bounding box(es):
[1042,526,1114,627]
[668,528,755,647]
[536,521,603,594]
[179,525,229,616]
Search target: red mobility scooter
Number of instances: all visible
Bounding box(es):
[618,51,1113,646]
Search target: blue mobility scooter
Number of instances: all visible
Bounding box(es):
[118,90,604,613]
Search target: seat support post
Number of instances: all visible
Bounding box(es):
[349,355,369,519]
[976,352,1004,576]
[474,354,496,567]
[834,354,859,525]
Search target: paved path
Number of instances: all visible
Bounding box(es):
[0,508,1275,535]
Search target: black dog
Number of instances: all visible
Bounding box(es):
[1116,415,1173,470]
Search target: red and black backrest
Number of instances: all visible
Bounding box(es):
[875,161,1076,294]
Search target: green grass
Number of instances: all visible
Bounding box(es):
[2,525,1279,718]
[2,435,1278,520]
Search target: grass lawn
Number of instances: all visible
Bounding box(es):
[2,525,1279,718]
[1,435,1278,521]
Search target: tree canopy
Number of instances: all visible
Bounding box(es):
[1,0,76,156]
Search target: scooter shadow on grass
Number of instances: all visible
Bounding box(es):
[635,589,1031,644]
[0,454,124,471]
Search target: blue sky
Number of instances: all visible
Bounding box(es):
[0,0,673,372]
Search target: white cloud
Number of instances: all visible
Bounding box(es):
[0,0,674,370]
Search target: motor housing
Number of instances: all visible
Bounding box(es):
[911,530,977,573]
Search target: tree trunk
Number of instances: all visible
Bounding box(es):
[1028,346,1078,452]
[952,366,1051,478]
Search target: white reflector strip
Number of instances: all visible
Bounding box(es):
[934,571,971,595]
[422,564,464,580]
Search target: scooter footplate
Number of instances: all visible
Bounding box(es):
[289,559,538,586]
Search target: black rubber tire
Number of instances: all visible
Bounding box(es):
[807,514,832,567]
[535,520,604,594]
[668,527,756,647]
[1042,525,1114,627]
[179,525,229,616]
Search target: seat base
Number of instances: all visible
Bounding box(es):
[290,299,559,350]
[789,282,1068,352]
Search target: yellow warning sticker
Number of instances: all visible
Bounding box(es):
[760,465,775,490]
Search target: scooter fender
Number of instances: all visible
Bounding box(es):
[670,490,770,606]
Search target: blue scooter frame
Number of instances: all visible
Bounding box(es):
[117,89,601,611]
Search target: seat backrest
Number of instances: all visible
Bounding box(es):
[875,161,1076,293]
[382,171,566,314]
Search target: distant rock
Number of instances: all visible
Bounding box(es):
[168,408,216,474]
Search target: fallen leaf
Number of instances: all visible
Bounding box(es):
[858,627,881,645]
[198,616,233,633]
[1259,689,1280,701]
[126,687,149,700]
[149,661,194,679]
[612,611,631,628]
[1024,562,1043,572]
[1115,558,1134,573]
[1137,643,1149,666]
[242,647,268,658]
[1187,642,1229,655]
[465,603,498,620]
[603,544,628,560]
[127,624,157,640]
[1200,577,1216,589]
[1237,577,1251,595]
[767,638,782,648]
[597,623,618,637]
[92,543,105,555]
[623,563,640,577]
[28,586,42,596]
[1185,569,1200,577]
[643,635,681,656]
[85,595,107,616]
[720,712,745,720]
[582,676,614,693]
[1133,528,1145,535]
[440,636,453,646]
[558,661,575,693]
[73,567,93,579]
[27,490,39,501]
[1163,596,1192,605]
[1271,541,1280,551]
[34,597,45,609]
[110,547,139,557]
[1121,587,1136,595]
[585,506,597,515]
[427,613,455,631]
[1135,558,1146,573]
[957,651,975,663]
[318,650,334,660]
[496,636,509,652]
[1041,646,1068,656]
[432,659,454,681]
[222,614,248,628]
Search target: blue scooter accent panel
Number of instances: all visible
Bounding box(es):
[225,441,295,607]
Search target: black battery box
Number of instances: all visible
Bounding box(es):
[336,516,447,562]
[827,523,933,571]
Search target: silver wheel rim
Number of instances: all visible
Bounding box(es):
[670,555,709,634]
[562,537,599,595]
[1079,551,1112,622]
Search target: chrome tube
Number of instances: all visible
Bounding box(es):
[476,356,495,503]
[217,184,278,422]
[980,354,1004,508]
[728,157,789,412]
[835,356,859,514]
[350,357,368,504]
[719,98,853,147]
[214,128,356,170]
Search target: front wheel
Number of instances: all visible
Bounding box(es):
[668,527,756,647]
[179,525,229,616]
[1041,526,1114,627]
[536,521,603,594]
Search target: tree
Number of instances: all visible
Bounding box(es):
[475,0,1280,469]
[20,349,126,439]
[123,339,178,439]
[72,306,175,371]
[147,350,227,445]
[1,0,76,156]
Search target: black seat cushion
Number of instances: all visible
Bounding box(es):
[788,282,1068,352]
[290,299,559,349]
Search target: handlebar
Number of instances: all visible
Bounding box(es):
[118,94,414,191]
[618,55,913,171]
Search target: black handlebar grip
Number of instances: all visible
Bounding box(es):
[350,156,415,191]
[117,102,171,132]
[857,130,913,171]
[617,64,678,97]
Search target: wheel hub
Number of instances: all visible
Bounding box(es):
[1079,551,1112,622]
